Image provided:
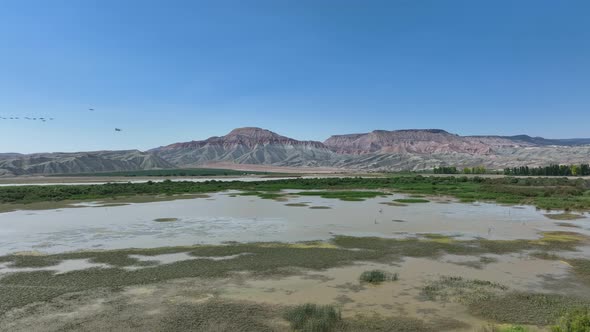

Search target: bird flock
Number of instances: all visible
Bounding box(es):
[0,116,54,122]
[1,108,122,131]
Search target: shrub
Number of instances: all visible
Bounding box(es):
[359,269,398,284]
[284,304,342,332]
[552,308,590,332]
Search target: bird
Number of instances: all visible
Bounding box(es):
[89,108,95,111]
[115,128,122,132]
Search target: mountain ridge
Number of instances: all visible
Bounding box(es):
[2,127,589,176]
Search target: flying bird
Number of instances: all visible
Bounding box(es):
[89,108,95,111]
[115,128,122,132]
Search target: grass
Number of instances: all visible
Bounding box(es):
[394,198,430,203]
[285,203,309,207]
[551,308,590,332]
[0,232,588,315]
[282,305,468,332]
[555,222,581,228]
[236,191,285,200]
[421,276,508,304]
[359,269,398,284]
[2,176,590,211]
[296,191,388,201]
[379,201,408,206]
[423,275,590,326]
[469,292,590,326]
[545,213,587,220]
[154,218,178,222]
[159,300,280,332]
[309,206,331,209]
[479,325,530,332]
[284,304,342,332]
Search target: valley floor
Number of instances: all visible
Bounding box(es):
[1,177,590,331]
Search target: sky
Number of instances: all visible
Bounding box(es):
[0,0,589,153]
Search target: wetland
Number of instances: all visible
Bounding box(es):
[1,176,590,331]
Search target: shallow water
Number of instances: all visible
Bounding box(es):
[0,191,588,255]
[0,176,323,187]
[0,259,110,274]
[220,255,576,331]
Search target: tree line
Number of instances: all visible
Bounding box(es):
[433,166,487,175]
[503,164,590,176]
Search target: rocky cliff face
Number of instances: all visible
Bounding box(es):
[324,129,493,155]
[151,127,335,167]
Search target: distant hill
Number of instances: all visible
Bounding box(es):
[2,127,590,176]
[323,129,493,155]
[503,135,590,147]
[150,127,336,168]
[0,150,173,176]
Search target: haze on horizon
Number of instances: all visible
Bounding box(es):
[1,0,589,154]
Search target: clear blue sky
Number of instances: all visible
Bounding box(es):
[1,0,589,153]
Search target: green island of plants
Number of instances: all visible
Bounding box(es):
[1,176,589,212]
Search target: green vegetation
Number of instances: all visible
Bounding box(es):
[296,190,388,201]
[504,164,590,177]
[545,213,587,220]
[422,276,508,304]
[462,166,488,174]
[159,300,280,332]
[284,304,342,332]
[551,308,590,332]
[236,191,285,200]
[309,206,331,209]
[285,203,308,207]
[359,269,398,284]
[380,201,408,206]
[282,305,466,332]
[2,176,590,211]
[480,325,529,332]
[433,166,459,174]
[153,218,178,222]
[394,198,430,203]
[470,292,590,326]
[423,276,590,326]
[433,166,488,174]
[0,231,586,315]
[49,168,280,177]
[498,325,529,332]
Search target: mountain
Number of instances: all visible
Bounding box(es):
[2,127,590,176]
[502,135,590,147]
[323,129,493,155]
[151,127,336,167]
[0,150,174,176]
